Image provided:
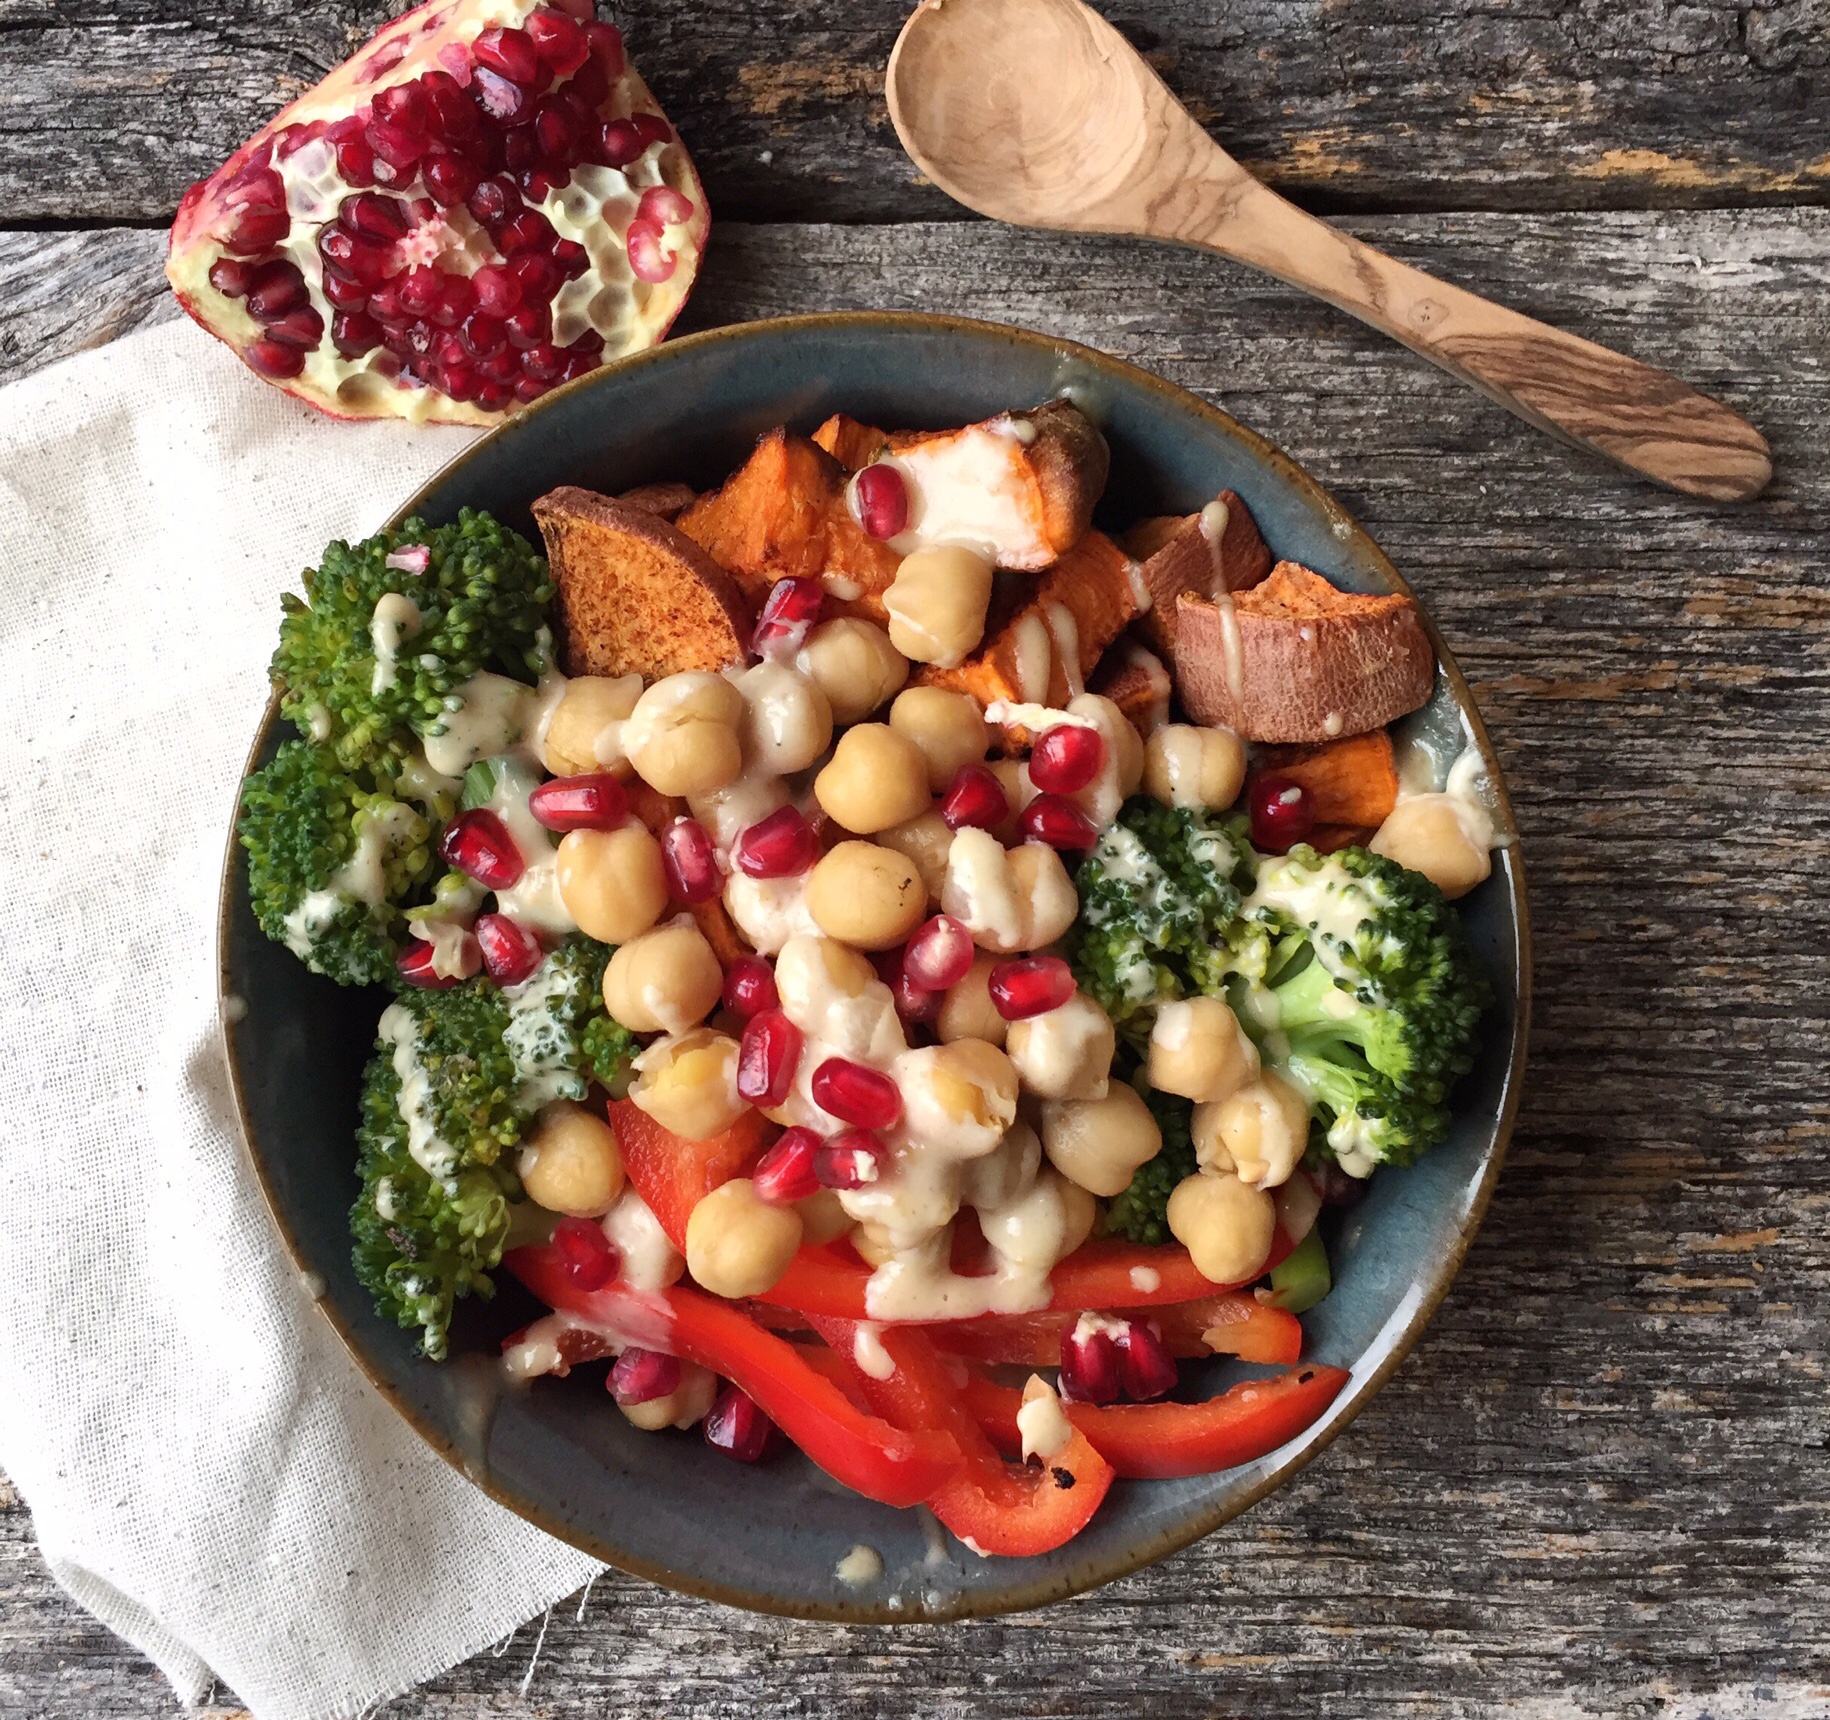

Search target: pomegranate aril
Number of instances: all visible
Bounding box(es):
[737,1011,804,1108]
[853,463,908,540]
[475,912,544,985]
[630,113,672,147]
[479,346,520,383]
[529,772,629,832]
[471,262,523,316]
[320,268,371,310]
[497,210,557,256]
[535,98,581,163]
[439,808,525,888]
[569,55,610,110]
[468,177,522,226]
[207,258,253,298]
[432,330,469,371]
[422,69,479,141]
[527,7,590,72]
[319,227,391,287]
[661,817,722,904]
[585,21,626,78]
[372,79,436,140]
[473,24,542,85]
[1249,773,1316,853]
[1020,794,1099,851]
[637,185,695,227]
[704,1384,773,1463]
[396,936,467,989]
[750,576,824,659]
[336,136,379,186]
[422,150,480,206]
[476,380,514,409]
[504,127,540,173]
[221,205,290,254]
[813,1129,888,1191]
[988,955,1075,1020]
[903,914,974,990]
[552,1214,620,1289]
[506,304,552,350]
[368,279,407,322]
[522,342,566,380]
[734,806,820,879]
[940,764,1010,832]
[338,190,411,240]
[610,1346,680,1405]
[1115,1319,1179,1402]
[553,238,589,279]
[722,955,779,1019]
[243,259,308,321]
[472,65,535,124]
[521,167,568,203]
[1059,1321,1122,1405]
[597,118,645,168]
[263,306,325,351]
[332,310,383,357]
[811,1059,902,1130]
[400,267,442,316]
[366,116,431,171]
[892,968,942,1024]
[510,252,562,302]
[1028,722,1105,794]
[626,218,675,284]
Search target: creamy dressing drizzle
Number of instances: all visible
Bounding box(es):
[377,1000,458,1179]
[878,420,1050,567]
[369,592,422,695]
[281,799,420,958]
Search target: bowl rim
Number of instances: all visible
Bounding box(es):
[218,309,1532,1622]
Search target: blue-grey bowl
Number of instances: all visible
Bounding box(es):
[220,312,1529,1621]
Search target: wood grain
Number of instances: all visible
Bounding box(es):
[888,0,1773,501]
[3,210,1826,1718]
[2,0,1828,227]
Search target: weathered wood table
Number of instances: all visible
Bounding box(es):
[3,3,1827,1715]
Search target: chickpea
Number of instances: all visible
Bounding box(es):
[602,919,724,1034]
[987,757,1032,844]
[557,824,668,944]
[960,1121,1043,1211]
[1147,995,1259,1103]
[1371,795,1493,901]
[623,671,744,796]
[937,951,1007,1046]
[797,1188,854,1246]
[628,1028,745,1140]
[1166,1170,1276,1284]
[619,1359,720,1432]
[979,1168,1095,1271]
[795,618,908,725]
[1057,1174,1099,1257]
[1042,1083,1163,1198]
[895,1039,1021,1156]
[685,1178,804,1297]
[734,659,833,775]
[518,1102,625,1216]
[1008,841,1079,949]
[1065,693,1146,827]
[1006,993,1116,1101]
[804,841,927,950]
[890,687,993,791]
[543,673,643,776]
[1192,1071,1311,1189]
[883,546,994,668]
[813,724,931,834]
[940,829,1078,954]
[850,1219,900,1268]
[876,810,955,907]
[1144,723,1247,811]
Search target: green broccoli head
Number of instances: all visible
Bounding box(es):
[1101,1079,1198,1246]
[1068,798,1251,1034]
[272,510,554,773]
[1235,844,1491,1172]
[239,739,434,986]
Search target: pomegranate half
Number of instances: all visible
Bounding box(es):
[165,0,709,426]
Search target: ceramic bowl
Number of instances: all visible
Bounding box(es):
[220,312,1529,1621]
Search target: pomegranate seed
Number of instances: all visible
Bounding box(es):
[498,209,557,256]
[207,257,253,298]
[506,305,552,351]
[750,577,824,659]
[474,25,542,84]
[940,764,1010,832]
[421,69,478,141]
[902,914,974,990]
[480,346,520,382]
[528,772,628,832]
[238,261,303,323]
[597,118,646,168]
[811,1059,901,1130]
[471,262,523,316]
[510,252,562,302]
[1250,774,1316,852]
[585,21,626,78]
[1020,794,1099,851]
[476,381,514,409]
[552,0,596,17]
[399,266,442,316]
[814,1129,888,1190]
[422,150,480,206]
[637,185,695,227]
[534,97,581,163]
[661,818,722,904]
[472,65,535,123]
[336,136,379,186]
[630,113,672,148]
[611,1346,680,1404]
[892,967,942,1024]
[704,1384,773,1462]
[331,310,383,357]
[737,1011,804,1108]
[522,342,566,380]
[468,177,522,226]
[368,279,407,322]
[553,238,589,279]
[751,1127,822,1204]
[319,227,391,286]
[505,128,540,173]
[988,956,1075,1020]
[439,808,525,888]
[372,79,436,139]
[527,8,590,72]
[1028,723,1105,794]
[221,205,291,254]
[262,307,325,351]
[439,273,477,321]
[1115,1319,1179,1401]
[853,464,908,540]
[569,55,610,110]
[552,1215,620,1290]
[722,956,780,1020]
[733,806,820,879]
[339,190,411,239]
[366,116,431,171]
[320,268,371,310]
[626,218,675,283]
[396,936,467,989]
[475,912,544,985]
[1059,1320,1122,1405]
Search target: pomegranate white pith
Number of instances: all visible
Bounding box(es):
[166,0,708,426]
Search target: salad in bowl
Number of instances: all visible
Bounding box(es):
[238,390,1497,1562]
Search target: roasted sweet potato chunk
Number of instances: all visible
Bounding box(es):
[1251,731,1400,829]
[1122,493,1271,655]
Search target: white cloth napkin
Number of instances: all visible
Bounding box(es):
[0,318,604,1720]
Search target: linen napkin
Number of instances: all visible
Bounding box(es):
[0,318,604,1720]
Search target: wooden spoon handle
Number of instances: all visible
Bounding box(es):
[1184,179,1770,501]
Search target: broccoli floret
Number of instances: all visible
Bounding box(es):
[501,938,639,1105]
[271,510,553,773]
[1101,1081,1199,1245]
[239,739,434,986]
[1068,798,1250,1035]
[1232,844,1491,1172]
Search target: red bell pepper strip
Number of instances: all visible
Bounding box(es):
[924,1293,1304,1368]
[961,1363,1350,1480]
[506,1245,960,1508]
[609,1099,775,1249]
[809,1315,1114,1557]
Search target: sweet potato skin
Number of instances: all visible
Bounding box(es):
[1126,493,1272,655]
[1089,635,1173,739]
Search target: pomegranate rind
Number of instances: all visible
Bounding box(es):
[166,0,709,426]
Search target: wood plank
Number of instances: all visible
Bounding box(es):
[2,209,1827,1716]
[2,0,1829,225]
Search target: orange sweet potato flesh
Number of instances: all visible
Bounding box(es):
[674,427,904,620]
[813,413,893,469]
[1251,730,1400,829]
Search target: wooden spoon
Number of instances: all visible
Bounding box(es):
[886,0,1771,502]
